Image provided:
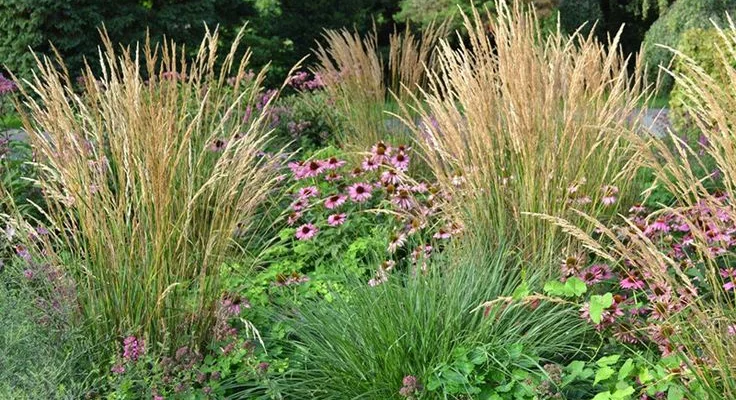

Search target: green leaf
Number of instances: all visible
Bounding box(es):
[566,277,587,297]
[592,391,612,400]
[596,355,621,367]
[470,348,488,365]
[638,367,652,384]
[543,280,567,296]
[611,386,635,399]
[668,385,684,400]
[594,366,615,385]
[512,282,530,300]
[589,293,613,324]
[618,359,634,380]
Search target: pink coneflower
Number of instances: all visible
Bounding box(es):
[362,157,380,171]
[381,170,401,185]
[601,185,618,206]
[325,172,342,182]
[23,269,34,280]
[391,153,410,171]
[291,198,308,212]
[574,196,592,205]
[288,161,308,179]
[649,299,676,321]
[370,142,392,163]
[629,204,646,214]
[295,223,318,240]
[209,138,228,152]
[561,254,585,278]
[392,188,414,210]
[324,194,347,209]
[578,264,613,285]
[412,182,428,193]
[286,211,301,226]
[728,325,736,336]
[406,217,427,235]
[645,218,670,235]
[620,270,646,290]
[297,186,319,200]
[324,156,346,170]
[721,268,736,291]
[348,183,373,203]
[303,160,325,178]
[327,213,347,226]
[388,233,407,253]
[350,167,364,178]
[433,228,451,240]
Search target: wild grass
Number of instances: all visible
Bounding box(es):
[11,27,287,356]
[275,243,590,399]
[395,1,651,270]
[314,22,447,150]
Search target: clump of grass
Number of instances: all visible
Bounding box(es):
[11,27,287,355]
[275,244,589,399]
[314,22,447,150]
[396,0,650,269]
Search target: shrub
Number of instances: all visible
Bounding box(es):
[670,28,736,134]
[12,28,285,358]
[275,246,590,399]
[558,0,602,37]
[641,0,736,94]
[397,1,648,270]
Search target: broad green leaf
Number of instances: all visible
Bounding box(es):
[594,366,615,385]
[592,391,612,400]
[596,355,621,367]
[638,367,653,384]
[611,386,635,399]
[589,293,613,324]
[543,280,567,296]
[512,282,530,300]
[668,385,684,400]
[618,359,634,380]
[566,277,587,297]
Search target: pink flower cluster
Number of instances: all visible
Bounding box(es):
[0,73,17,95]
[122,335,145,362]
[287,71,325,91]
[282,141,457,287]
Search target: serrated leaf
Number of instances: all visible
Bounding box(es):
[618,359,634,380]
[543,280,567,296]
[668,385,684,400]
[611,386,635,399]
[638,367,652,384]
[596,355,621,367]
[592,391,612,400]
[594,366,615,385]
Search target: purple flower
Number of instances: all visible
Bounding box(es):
[0,73,17,95]
[122,336,145,361]
[295,223,318,240]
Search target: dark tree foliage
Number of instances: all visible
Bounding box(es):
[0,0,251,79]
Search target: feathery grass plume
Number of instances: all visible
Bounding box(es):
[395,0,650,269]
[314,22,448,150]
[11,26,287,355]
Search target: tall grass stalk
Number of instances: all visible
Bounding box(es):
[314,22,447,149]
[395,1,650,269]
[12,27,286,354]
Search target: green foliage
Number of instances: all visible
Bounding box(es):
[275,246,590,399]
[670,28,736,132]
[544,277,588,298]
[642,0,736,94]
[0,0,248,79]
[559,0,602,37]
[0,265,98,398]
[271,91,345,152]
